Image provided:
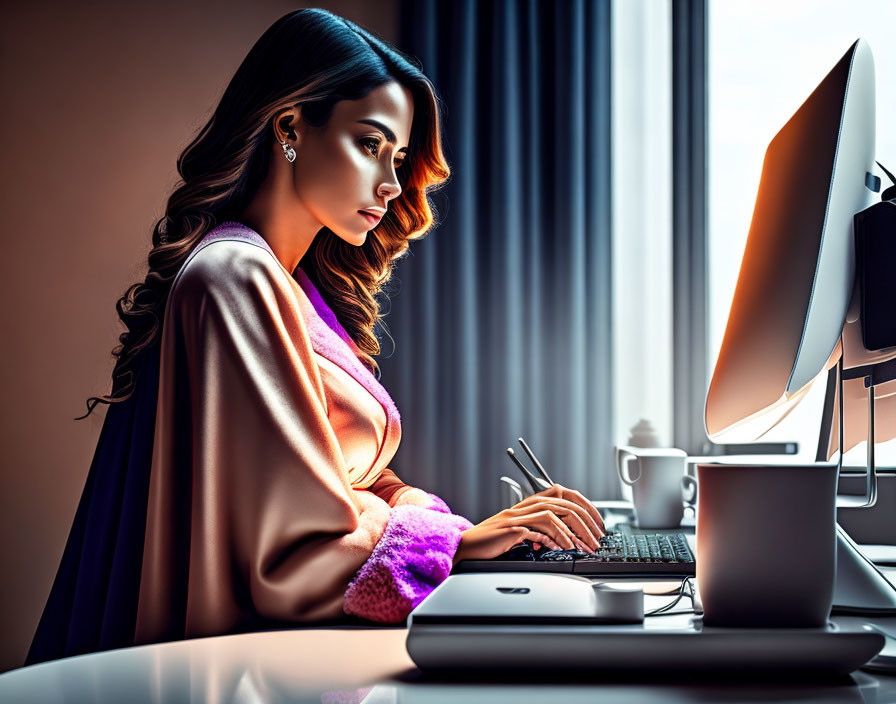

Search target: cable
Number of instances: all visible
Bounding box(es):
[648,608,697,617]
[647,585,688,597]
[645,576,696,617]
[645,577,692,616]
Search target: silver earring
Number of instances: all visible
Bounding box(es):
[280,139,296,163]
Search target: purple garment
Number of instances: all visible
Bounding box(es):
[292,265,402,432]
[203,222,402,437]
[343,504,473,623]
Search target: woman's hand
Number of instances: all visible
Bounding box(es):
[453,484,606,565]
[514,483,606,538]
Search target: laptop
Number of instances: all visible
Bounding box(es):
[406,572,885,674]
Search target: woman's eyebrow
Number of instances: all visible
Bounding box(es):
[356,118,408,152]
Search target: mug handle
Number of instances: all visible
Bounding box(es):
[681,474,698,505]
[616,447,642,485]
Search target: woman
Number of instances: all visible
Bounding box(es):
[28,8,604,664]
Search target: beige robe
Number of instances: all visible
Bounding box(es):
[135,222,408,644]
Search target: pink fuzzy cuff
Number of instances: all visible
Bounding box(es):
[343,505,473,623]
[419,492,452,514]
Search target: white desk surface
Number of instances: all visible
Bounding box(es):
[3,504,894,703]
[1,620,894,704]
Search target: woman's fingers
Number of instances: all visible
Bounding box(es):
[555,486,606,534]
[537,484,606,535]
[536,511,577,551]
[549,498,603,545]
[519,530,561,551]
[510,510,577,550]
[550,503,600,551]
[516,485,606,537]
[513,500,598,551]
[512,497,602,548]
[509,526,560,551]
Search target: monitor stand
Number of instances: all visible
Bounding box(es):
[833,524,896,613]
[832,525,896,673]
[827,356,896,615]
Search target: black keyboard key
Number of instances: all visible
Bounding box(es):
[495,542,536,561]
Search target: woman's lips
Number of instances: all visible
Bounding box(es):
[359,211,381,227]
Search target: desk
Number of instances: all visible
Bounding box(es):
[1,623,894,703]
[4,506,894,703]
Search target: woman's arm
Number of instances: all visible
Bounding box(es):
[365,468,415,506]
[346,469,471,622]
[365,468,452,513]
[343,503,472,622]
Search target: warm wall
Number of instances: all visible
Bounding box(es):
[0,0,398,673]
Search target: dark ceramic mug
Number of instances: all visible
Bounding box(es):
[695,463,838,628]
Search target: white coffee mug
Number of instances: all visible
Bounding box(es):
[615,446,695,529]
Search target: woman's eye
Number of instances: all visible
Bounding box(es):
[361,138,379,157]
[361,137,405,170]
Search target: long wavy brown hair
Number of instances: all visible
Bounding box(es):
[78,9,450,420]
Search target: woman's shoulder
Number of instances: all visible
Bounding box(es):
[173,237,286,300]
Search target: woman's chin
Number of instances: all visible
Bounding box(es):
[338,230,368,247]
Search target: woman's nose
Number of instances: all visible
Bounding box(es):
[378,175,401,202]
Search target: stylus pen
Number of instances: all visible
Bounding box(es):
[505,448,551,492]
[517,437,554,485]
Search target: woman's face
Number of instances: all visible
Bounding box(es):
[290,80,414,246]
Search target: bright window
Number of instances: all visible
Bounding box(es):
[612,0,673,450]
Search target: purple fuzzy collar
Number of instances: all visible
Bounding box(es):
[193,222,402,439]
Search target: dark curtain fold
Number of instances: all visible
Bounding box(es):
[381,0,616,521]
[26,344,161,665]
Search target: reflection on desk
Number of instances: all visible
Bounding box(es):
[1,621,895,704]
[0,628,411,704]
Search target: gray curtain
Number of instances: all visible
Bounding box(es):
[377,0,615,521]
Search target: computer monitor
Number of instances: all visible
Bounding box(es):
[703,38,896,622]
[705,38,876,444]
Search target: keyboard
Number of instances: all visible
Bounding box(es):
[453,530,696,576]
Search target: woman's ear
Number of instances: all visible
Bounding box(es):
[274,106,302,144]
